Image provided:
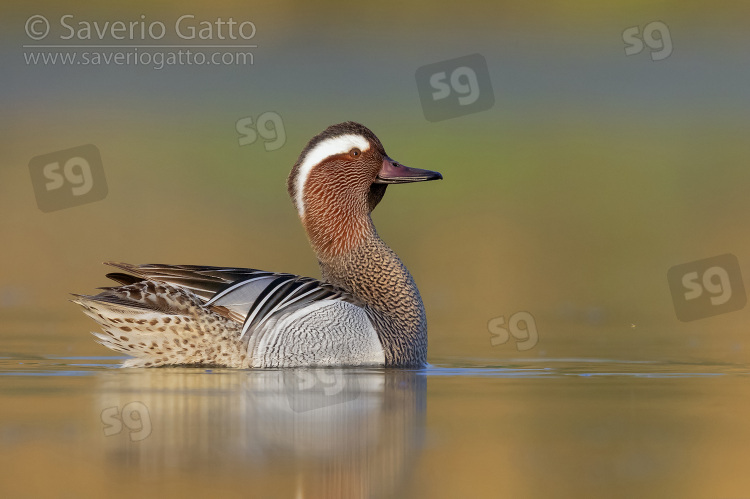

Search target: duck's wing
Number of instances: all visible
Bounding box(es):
[104,262,278,300]
[102,262,359,340]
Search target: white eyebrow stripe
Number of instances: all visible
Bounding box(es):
[294,134,370,217]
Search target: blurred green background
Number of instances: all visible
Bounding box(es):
[2,0,750,363]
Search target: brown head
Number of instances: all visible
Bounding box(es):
[287,122,442,260]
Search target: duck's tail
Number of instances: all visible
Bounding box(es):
[72,279,246,368]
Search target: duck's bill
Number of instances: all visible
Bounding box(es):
[375,157,443,184]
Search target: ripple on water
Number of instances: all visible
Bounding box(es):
[0,354,746,378]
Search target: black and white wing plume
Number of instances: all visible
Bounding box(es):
[104,262,357,340]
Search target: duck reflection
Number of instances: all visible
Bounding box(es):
[95,368,425,498]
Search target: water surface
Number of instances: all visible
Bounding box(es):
[1,336,748,499]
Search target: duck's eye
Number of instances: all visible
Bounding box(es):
[349,148,361,158]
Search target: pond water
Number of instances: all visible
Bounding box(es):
[1,329,748,499]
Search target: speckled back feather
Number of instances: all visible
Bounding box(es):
[74,262,363,368]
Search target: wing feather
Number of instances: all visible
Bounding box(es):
[100,262,360,341]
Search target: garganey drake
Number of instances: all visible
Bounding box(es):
[74,122,442,368]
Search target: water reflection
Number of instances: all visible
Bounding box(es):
[95,368,426,498]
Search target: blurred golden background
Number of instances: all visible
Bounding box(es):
[4,3,750,499]
[2,0,750,363]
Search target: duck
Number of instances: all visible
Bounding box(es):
[74,122,442,368]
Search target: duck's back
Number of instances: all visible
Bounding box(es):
[74,263,386,368]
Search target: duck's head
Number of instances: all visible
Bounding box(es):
[288,121,442,218]
[287,121,442,257]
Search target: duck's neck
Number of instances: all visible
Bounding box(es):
[313,219,427,367]
[301,180,372,260]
